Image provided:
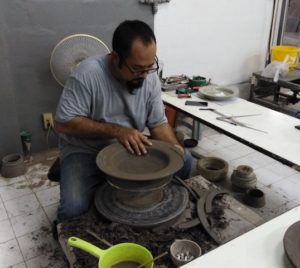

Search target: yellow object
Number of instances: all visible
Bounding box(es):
[68,236,153,268]
[271,46,299,70]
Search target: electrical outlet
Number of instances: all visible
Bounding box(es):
[42,112,54,129]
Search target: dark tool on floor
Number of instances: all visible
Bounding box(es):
[199,108,267,133]
[85,228,113,247]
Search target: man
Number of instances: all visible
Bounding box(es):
[54,20,192,223]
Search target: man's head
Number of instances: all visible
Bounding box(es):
[110,20,158,92]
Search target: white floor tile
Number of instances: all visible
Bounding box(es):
[244,151,275,167]
[11,262,27,268]
[0,178,32,202]
[270,177,300,200]
[0,219,15,243]
[10,207,50,237]
[4,193,41,218]
[0,175,26,187]
[25,250,67,268]
[226,143,255,157]
[197,136,225,152]
[18,227,56,260]
[264,162,297,178]
[44,203,58,223]
[201,126,220,137]
[0,201,8,221]
[208,134,237,147]
[208,147,241,162]
[290,195,300,205]
[254,167,284,187]
[0,239,24,267]
[285,171,300,183]
[35,185,60,207]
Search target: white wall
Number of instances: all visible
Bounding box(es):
[154,0,274,85]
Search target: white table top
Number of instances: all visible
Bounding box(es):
[184,205,300,268]
[162,91,300,167]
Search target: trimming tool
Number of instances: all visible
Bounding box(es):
[199,108,267,133]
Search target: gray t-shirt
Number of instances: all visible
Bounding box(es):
[55,55,167,159]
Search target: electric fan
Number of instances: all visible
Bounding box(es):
[50,34,110,86]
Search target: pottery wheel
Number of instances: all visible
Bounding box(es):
[283,220,300,268]
[94,182,189,228]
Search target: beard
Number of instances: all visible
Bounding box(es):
[126,78,145,94]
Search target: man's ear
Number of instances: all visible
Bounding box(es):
[111,51,122,69]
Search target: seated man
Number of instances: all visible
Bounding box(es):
[54,20,192,224]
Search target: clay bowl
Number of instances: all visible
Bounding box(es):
[244,188,266,208]
[170,239,201,267]
[197,157,228,182]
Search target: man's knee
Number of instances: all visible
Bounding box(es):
[58,193,91,222]
[175,149,192,180]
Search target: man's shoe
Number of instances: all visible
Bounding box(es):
[52,220,58,241]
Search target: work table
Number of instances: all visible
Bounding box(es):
[162,91,300,167]
[185,205,300,268]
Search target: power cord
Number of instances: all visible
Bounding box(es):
[46,123,59,149]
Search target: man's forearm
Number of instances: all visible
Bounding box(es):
[54,116,123,139]
[150,123,180,146]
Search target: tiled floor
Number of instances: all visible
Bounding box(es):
[0,149,67,268]
[0,120,299,267]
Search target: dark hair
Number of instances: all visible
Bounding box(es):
[112,20,156,60]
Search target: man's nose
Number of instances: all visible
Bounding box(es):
[138,71,148,79]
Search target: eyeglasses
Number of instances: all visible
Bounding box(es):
[122,56,159,76]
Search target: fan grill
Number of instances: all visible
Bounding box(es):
[50,34,110,86]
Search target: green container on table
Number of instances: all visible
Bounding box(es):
[188,76,208,87]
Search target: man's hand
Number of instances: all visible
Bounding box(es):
[173,143,184,156]
[115,127,152,155]
[54,116,152,155]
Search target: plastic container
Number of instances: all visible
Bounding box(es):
[68,236,153,268]
[271,46,299,70]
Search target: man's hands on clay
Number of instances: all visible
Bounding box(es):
[115,127,152,155]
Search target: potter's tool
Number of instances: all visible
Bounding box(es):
[85,228,113,247]
[199,108,267,133]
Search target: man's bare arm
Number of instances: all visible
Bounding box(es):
[150,123,184,154]
[55,116,151,155]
